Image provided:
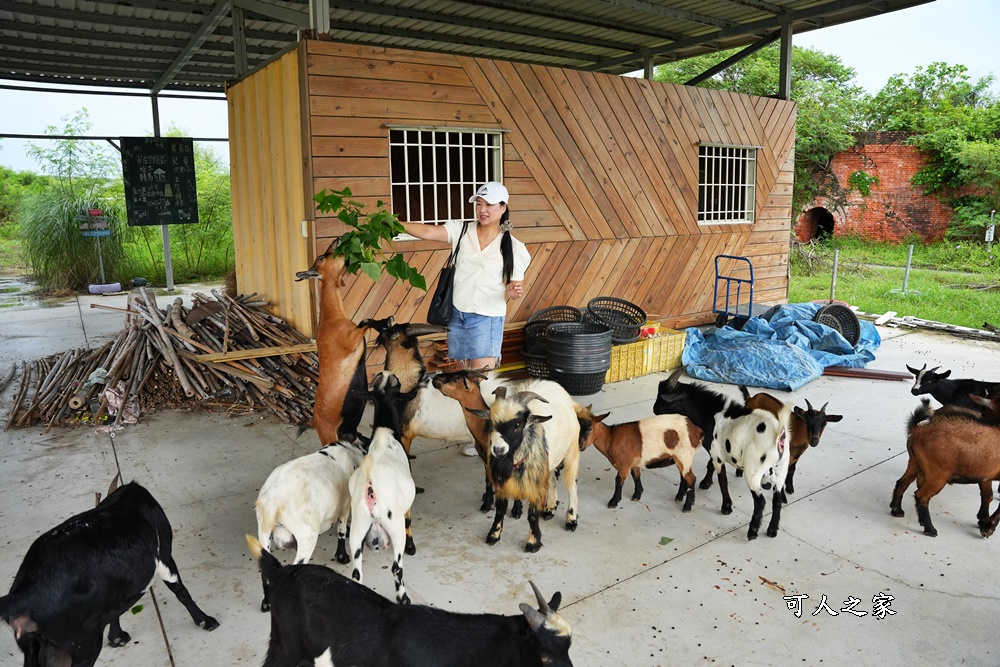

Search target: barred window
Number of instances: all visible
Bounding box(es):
[698,144,757,225]
[389,127,503,225]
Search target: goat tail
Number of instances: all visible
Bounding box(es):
[246,535,282,580]
[296,420,312,438]
[907,398,934,434]
[254,499,278,544]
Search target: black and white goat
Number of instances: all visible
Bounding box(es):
[369,320,448,394]
[469,379,581,552]
[906,363,1000,413]
[254,437,366,611]
[349,372,417,604]
[247,535,573,667]
[0,482,218,666]
[654,369,791,539]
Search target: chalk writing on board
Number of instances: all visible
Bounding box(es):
[121,137,199,227]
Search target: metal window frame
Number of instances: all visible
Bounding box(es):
[388,126,504,226]
[697,143,758,226]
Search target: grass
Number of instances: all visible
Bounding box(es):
[789,237,1000,330]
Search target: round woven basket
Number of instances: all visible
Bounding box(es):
[586,297,646,344]
[814,304,862,347]
[523,349,549,379]
[550,369,606,396]
[525,306,583,355]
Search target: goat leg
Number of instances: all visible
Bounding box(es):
[487,498,508,545]
[699,456,715,490]
[404,512,416,556]
[510,499,523,519]
[480,472,495,513]
[717,466,733,515]
[525,504,543,553]
[978,481,994,532]
[608,472,626,508]
[785,461,798,495]
[981,500,1000,538]
[680,467,697,513]
[914,480,946,537]
[630,467,643,502]
[890,459,918,518]
[765,489,783,537]
[747,491,766,540]
[335,514,351,565]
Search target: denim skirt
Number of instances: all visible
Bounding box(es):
[447,308,504,360]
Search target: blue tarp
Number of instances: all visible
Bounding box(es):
[682,303,882,391]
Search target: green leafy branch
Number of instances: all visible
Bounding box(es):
[847,170,880,198]
[313,187,427,290]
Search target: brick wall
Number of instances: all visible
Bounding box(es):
[794,132,954,243]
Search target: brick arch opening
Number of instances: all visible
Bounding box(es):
[800,207,835,240]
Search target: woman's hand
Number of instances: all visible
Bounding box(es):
[506,280,524,300]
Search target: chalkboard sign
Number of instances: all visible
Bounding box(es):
[121,137,199,227]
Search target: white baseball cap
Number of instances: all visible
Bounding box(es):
[469,181,509,205]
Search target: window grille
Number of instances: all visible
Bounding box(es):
[389,128,503,225]
[698,144,757,225]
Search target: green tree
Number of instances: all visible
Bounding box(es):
[655,44,864,210]
[17,109,132,289]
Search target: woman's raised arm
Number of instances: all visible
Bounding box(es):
[401,222,449,243]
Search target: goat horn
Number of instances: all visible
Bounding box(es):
[493,386,508,400]
[820,402,829,413]
[528,580,550,614]
[804,398,813,411]
[929,366,940,373]
[514,391,548,406]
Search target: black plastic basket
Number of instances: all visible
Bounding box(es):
[523,349,549,379]
[551,369,606,396]
[585,297,646,344]
[814,303,862,347]
[524,321,552,355]
[527,305,583,325]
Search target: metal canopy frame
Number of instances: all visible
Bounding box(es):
[0,0,936,95]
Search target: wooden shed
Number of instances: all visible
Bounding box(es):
[228,39,795,338]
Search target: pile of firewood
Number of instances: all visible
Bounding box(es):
[4,288,320,432]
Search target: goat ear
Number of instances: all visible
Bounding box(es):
[528,414,553,425]
[738,385,751,401]
[519,604,546,633]
[793,406,805,418]
[547,591,562,612]
[493,386,508,400]
[826,414,844,422]
[467,408,490,420]
[940,370,951,379]
[595,412,610,422]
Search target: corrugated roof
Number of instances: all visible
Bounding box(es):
[0,0,936,93]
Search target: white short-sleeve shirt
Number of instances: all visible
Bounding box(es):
[443,220,531,317]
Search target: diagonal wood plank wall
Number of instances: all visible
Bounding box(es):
[232,40,796,335]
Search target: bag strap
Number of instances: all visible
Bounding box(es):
[447,222,469,269]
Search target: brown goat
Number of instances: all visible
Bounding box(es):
[890,399,1000,537]
[577,407,702,511]
[736,387,842,497]
[296,241,379,446]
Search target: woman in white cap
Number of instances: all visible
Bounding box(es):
[402,181,531,371]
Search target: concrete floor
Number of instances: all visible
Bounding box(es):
[1,285,999,666]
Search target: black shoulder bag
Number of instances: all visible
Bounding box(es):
[426,222,469,326]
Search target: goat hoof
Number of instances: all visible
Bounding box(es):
[606,499,619,508]
[525,541,543,553]
[681,505,692,513]
[404,538,416,556]
[699,480,713,490]
[109,632,131,648]
[480,501,492,513]
[721,505,733,516]
[766,528,778,538]
[336,552,351,565]
[890,508,905,518]
[260,600,270,613]
[565,520,578,532]
[399,594,412,605]
[747,530,758,541]
[541,510,555,521]
[200,616,220,631]
[511,505,523,520]
[923,528,938,537]
[486,534,501,546]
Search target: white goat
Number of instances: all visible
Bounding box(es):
[349,373,417,604]
[254,439,365,611]
[710,402,791,540]
[400,372,507,453]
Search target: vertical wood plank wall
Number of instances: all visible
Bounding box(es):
[228,48,315,336]
[233,40,796,333]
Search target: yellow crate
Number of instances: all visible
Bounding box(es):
[605,330,686,383]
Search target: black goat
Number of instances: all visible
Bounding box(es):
[247,535,573,667]
[0,482,218,666]
[906,363,1000,413]
[369,320,449,393]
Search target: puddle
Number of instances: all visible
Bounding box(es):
[0,273,65,309]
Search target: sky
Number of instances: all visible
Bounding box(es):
[0,0,997,174]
